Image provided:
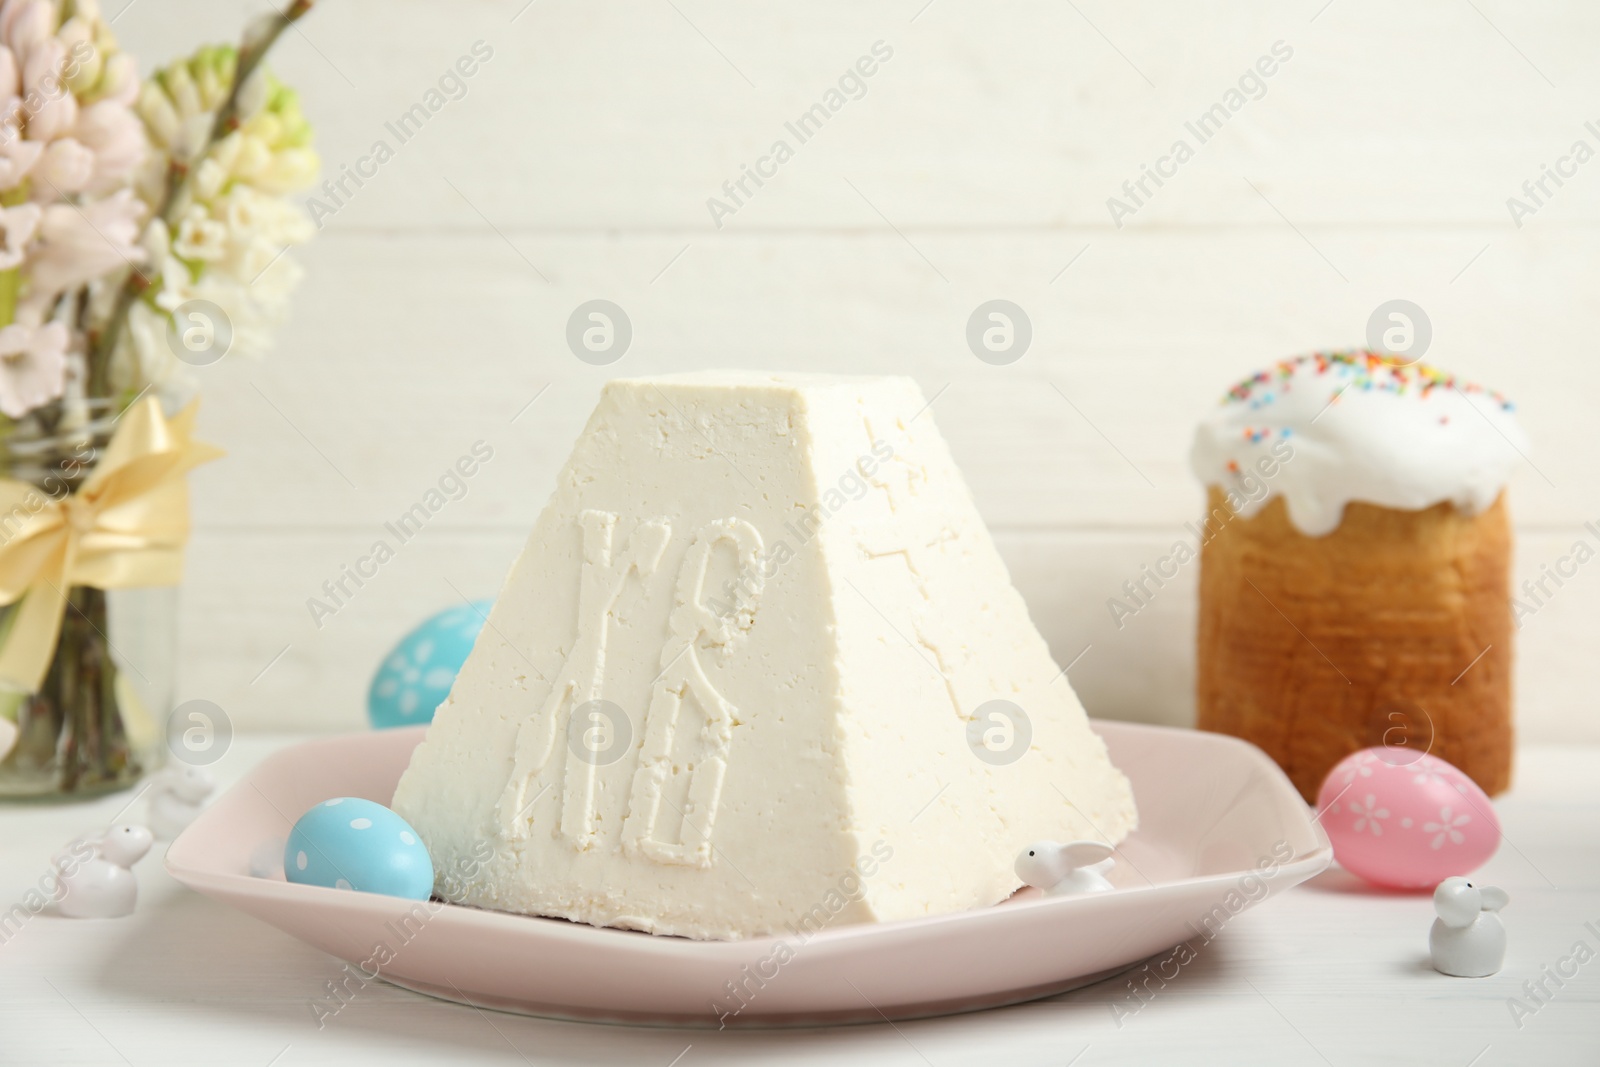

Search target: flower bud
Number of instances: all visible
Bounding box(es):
[256,146,318,193]
[136,81,180,149]
[160,60,201,121]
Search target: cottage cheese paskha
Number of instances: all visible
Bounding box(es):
[392,373,1137,940]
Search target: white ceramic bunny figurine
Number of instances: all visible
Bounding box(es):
[1015,840,1117,896]
[56,825,153,919]
[147,765,216,839]
[1430,876,1509,977]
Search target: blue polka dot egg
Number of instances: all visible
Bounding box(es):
[367,600,491,729]
[284,798,434,900]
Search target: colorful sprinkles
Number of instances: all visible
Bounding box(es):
[1221,350,1517,413]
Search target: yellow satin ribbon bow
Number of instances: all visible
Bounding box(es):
[0,398,221,692]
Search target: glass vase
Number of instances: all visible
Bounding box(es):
[0,406,176,801]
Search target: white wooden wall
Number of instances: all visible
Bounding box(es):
[115,1,1600,741]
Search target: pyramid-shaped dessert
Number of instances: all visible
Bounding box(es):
[392,373,1136,940]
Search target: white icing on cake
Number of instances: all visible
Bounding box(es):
[1189,352,1530,537]
[392,372,1137,940]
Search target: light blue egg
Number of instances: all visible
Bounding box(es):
[284,797,434,900]
[367,600,491,729]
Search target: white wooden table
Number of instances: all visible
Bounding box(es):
[2,735,1597,1066]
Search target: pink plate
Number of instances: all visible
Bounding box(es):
[166,722,1331,1027]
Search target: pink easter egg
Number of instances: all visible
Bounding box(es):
[1316,747,1500,889]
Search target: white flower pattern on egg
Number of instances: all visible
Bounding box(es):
[368,601,492,728]
[381,642,436,716]
[1318,748,1500,888]
[1340,754,1378,786]
[1424,807,1471,849]
[1348,794,1389,836]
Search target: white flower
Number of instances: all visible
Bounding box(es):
[27,185,144,296]
[137,49,316,209]
[2,3,54,58]
[135,50,228,168]
[254,145,317,193]
[20,36,77,142]
[0,318,65,416]
[0,198,39,267]
[1348,794,1390,836]
[148,261,190,313]
[0,43,16,95]
[212,126,316,195]
[171,202,225,261]
[133,78,178,151]
[54,15,99,95]
[98,52,139,107]
[0,1,147,199]
[1423,807,1470,850]
[189,154,226,201]
[143,183,310,363]
[0,134,41,187]
[223,185,312,243]
[143,236,299,364]
[73,98,145,193]
[160,53,203,118]
[123,300,196,411]
[34,133,90,191]
[191,263,300,360]
[114,41,318,390]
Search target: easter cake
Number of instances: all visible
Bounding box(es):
[392,372,1137,940]
[1190,352,1527,799]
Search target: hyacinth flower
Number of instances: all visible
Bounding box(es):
[118,38,319,403]
[0,1,319,801]
[0,0,147,419]
[0,0,318,425]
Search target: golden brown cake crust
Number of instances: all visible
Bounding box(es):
[1196,488,1513,800]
